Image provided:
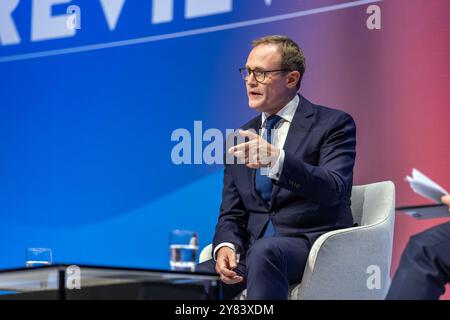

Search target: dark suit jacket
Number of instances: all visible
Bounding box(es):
[213,94,357,254]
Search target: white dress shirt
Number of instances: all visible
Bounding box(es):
[214,94,300,261]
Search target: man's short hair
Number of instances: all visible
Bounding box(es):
[252,35,306,90]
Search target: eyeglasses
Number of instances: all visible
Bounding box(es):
[239,67,291,83]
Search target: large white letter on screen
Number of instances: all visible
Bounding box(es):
[99,0,126,31]
[152,0,173,24]
[185,0,232,19]
[0,0,21,46]
[32,0,76,42]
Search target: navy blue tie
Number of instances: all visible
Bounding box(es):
[255,115,283,237]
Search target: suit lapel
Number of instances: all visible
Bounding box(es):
[270,95,315,208]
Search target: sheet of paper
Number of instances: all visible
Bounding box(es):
[405,168,448,203]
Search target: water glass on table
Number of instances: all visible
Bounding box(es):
[26,248,52,268]
[169,230,198,272]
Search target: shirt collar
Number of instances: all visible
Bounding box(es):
[261,94,299,126]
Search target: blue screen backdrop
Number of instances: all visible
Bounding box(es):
[0,0,379,269]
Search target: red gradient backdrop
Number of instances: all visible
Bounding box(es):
[297,0,450,298]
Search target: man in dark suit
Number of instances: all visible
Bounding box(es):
[386,194,450,300]
[196,35,357,299]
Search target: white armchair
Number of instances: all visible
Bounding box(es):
[199,181,396,300]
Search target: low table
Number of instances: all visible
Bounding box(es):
[0,264,221,300]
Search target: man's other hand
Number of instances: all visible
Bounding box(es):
[215,247,244,284]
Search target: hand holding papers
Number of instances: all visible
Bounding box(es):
[406,168,448,203]
[397,169,450,219]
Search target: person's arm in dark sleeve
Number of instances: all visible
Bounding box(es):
[276,112,356,206]
[213,163,249,255]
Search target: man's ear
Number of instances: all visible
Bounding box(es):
[286,71,301,89]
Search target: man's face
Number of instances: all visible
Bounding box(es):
[245,44,291,114]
